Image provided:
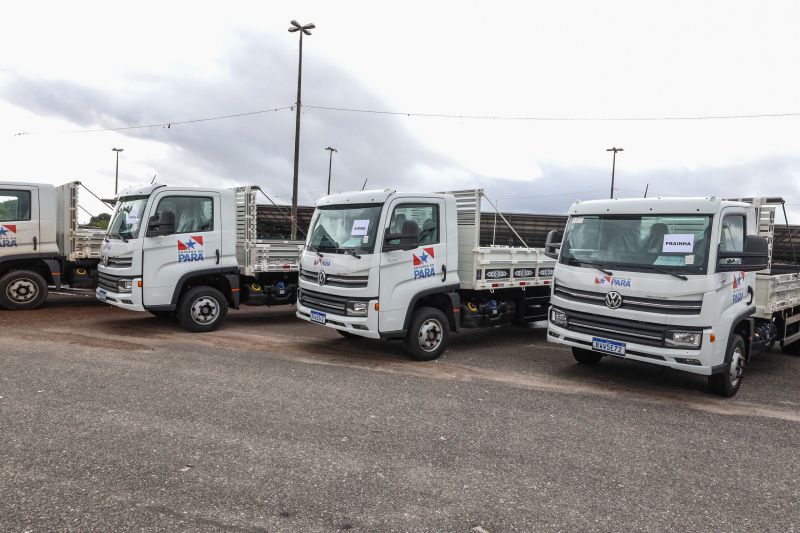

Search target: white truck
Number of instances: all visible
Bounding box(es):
[97,184,303,331]
[295,189,557,359]
[546,196,800,396]
[0,181,105,309]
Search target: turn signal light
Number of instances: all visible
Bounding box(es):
[137,280,143,288]
[709,332,716,343]
[374,303,380,311]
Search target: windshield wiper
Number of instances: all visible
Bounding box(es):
[340,248,362,259]
[636,264,689,281]
[566,257,613,276]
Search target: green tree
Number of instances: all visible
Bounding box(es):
[88,212,111,229]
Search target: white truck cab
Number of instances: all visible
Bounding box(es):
[546,196,798,397]
[296,189,556,359]
[0,181,104,309]
[98,184,303,331]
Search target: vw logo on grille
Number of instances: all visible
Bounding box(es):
[318,270,327,286]
[605,291,623,309]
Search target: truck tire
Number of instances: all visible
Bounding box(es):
[404,306,449,361]
[0,270,48,310]
[177,286,228,332]
[572,347,603,365]
[709,334,745,397]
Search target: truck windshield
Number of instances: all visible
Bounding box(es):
[108,195,149,240]
[308,204,383,254]
[559,214,713,274]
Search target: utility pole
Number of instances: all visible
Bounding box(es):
[112,148,124,195]
[325,146,337,195]
[288,19,315,240]
[606,147,624,199]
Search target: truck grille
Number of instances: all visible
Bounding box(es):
[97,272,124,292]
[553,283,702,315]
[556,308,704,348]
[299,269,369,288]
[299,288,349,315]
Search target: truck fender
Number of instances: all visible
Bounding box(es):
[42,259,62,289]
[166,267,240,310]
[225,273,240,310]
[712,308,756,374]
[402,284,461,333]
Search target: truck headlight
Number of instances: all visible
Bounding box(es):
[346,301,368,316]
[117,279,133,293]
[665,330,702,348]
[550,308,568,327]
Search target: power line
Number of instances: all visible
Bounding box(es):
[304,104,800,122]
[13,105,294,136]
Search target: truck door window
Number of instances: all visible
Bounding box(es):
[153,196,214,234]
[720,215,745,253]
[0,190,31,222]
[390,204,439,245]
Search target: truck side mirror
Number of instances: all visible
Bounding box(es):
[147,211,176,237]
[544,229,562,259]
[383,221,419,252]
[716,234,769,272]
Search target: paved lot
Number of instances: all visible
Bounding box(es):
[1,293,799,532]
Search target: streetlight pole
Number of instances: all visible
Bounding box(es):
[325,146,337,195]
[288,19,315,240]
[112,148,124,195]
[606,147,624,199]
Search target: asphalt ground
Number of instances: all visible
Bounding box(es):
[1,292,799,532]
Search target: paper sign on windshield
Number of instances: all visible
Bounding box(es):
[126,206,139,225]
[351,219,370,235]
[662,234,694,253]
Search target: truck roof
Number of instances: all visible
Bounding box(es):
[117,184,247,197]
[0,181,57,189]
[315,189,451,207]
[568,196,752,216]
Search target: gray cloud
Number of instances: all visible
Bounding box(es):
[4,31,800,220]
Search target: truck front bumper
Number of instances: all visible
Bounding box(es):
[96,280,145,312]
[547,322,721,376]
[296,299,380,339]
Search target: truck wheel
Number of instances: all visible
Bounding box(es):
[404,306,449,361]
[0,270,48,310]
[709,334,745,397]
[177,286,228,332]
[572,347,603,365]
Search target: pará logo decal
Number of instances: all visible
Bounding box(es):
[594,275,632,288]
[412,247,436,279]
[0,224,17,247]
[732,271,746,304]
[177,236,205,262]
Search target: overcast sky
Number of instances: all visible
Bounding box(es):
[1,0,799,222]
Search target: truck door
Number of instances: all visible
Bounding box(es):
[0,186,38,256]
[141,191,221,306]
[379,198,447,332]
[718,208,753,312]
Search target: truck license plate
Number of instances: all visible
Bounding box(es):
[310,310,326,324]
[592,337,626,357]
[97,288,107,302]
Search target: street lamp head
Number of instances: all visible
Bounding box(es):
[112,148,124,152]
[288,26,300,32]
[325,146,337,152]
[303,23,315,30]
[290,20,302,29]
[606,147,624,152]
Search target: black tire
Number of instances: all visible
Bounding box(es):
[176,286,228,332]
[709,334,745,397]
[337,329,359,339]
[0,270,48,310]
[404,306,450,361]
[572,347,603,365]
[148,310,174,319]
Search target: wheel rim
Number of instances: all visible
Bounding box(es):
[729,345,744,386]
[6,277,39,304]
[417,318,443,352]
[190,295,219,325]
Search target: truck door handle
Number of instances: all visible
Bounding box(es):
[33,236,37,251]
[442,264,447,283]
[216,249,220,265]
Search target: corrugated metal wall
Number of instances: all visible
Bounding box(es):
[256,205,800,263]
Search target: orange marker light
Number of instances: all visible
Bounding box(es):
[374,303,380,311]
[137,280,143,288]
[709,333,716,343]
